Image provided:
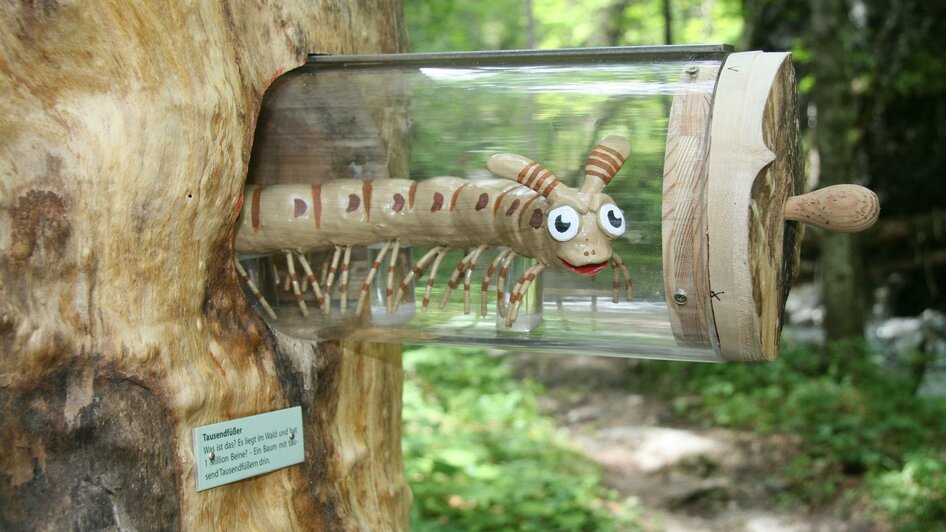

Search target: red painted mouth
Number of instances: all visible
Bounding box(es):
[560,259,609,276]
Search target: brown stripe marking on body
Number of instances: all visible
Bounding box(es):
[311,185,322,228]
[431,192,444,213]
[475,193,489,211]
[505,199,521,216]
[588,151,619,173]
[362,181,373,221]
[293,198,307,218]
[251,187,263,233]
[540,179,560,197]
[517,195,541,227]
[408,182,418,209]
[584,169,613,183]
[532,174,558,196]
[584,145,626,185]
[346,194,360,213]
[597,144,627,164]
[449,183,468,211]
[493,189,510,215]
[516,162,560,197]
[516,162,539,185]
[586,159,617,175]
[527,168,551,189]
[393,193,406,213]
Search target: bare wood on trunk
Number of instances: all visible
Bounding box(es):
[0,2,410,530]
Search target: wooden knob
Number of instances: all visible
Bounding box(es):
[784,184,879,232]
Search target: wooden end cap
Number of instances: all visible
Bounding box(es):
[784,184,880,232]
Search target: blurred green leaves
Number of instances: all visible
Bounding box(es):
[405,0,743,52]
[642,341,946,527]
[403,346,640,530]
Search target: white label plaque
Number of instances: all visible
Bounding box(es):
[193,406,304,491]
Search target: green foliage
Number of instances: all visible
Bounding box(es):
[867,453,946,531]
[405,1,526,52]
[405,0,743,52]
[403,346,640,530]
[636,341,946,526]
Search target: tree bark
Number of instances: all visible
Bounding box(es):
[809,0,868,342]
[0,2,410,530]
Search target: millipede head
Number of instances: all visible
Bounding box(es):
[487,136,632,276]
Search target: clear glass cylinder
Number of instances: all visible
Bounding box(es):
[239,46,735,361]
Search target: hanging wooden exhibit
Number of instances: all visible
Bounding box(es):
[238,46,879,362]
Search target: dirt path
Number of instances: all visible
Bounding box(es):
[511,354,870,532]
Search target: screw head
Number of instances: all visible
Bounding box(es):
[673,290,688,305]
[289,431,295,441]
[209,451,216,461]
[685,65,699,76]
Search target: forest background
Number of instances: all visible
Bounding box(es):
[400,0,946,530]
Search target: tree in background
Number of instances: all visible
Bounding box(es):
[745,0,946,344]
[406,0,742,50]
[809,0,869,342]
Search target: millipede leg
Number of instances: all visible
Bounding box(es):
[320,254,331,290]
[339,246,353,314]
[281,254,292,292]
[393,246,443,312]
[611,262,620,304]
[355,241,392,317]
[506,263,546,328]
[439,249,477,309]
[496,251,518,319]
[481,248,511,317]
[295,252,325,312]
[386,239,401,313]
[611,254,633,301]
[463,245,488,314]
[234,258,278,320]
[285,252,309,317]
[423,249,448,311]
[323,245,342,315]
[272,262,283,292]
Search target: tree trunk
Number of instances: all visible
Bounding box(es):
[0,2,410,530]
[809,0,868,342]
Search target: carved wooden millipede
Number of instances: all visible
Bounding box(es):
[236,47,878,362]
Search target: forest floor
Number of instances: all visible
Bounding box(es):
[511,353,874,532]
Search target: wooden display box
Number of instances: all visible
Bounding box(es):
[237,46,878,362]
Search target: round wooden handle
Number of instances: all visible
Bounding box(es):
[784,184,879,232]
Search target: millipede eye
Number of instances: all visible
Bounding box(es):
[607,211,621,227]
[547,206,579,242]
[598,204,626,238]
[554,216,570,233]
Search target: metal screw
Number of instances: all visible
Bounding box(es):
[209,451,216,461]
[289,431,295,441]
[685,65,699,77]
[673,289,688,305]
